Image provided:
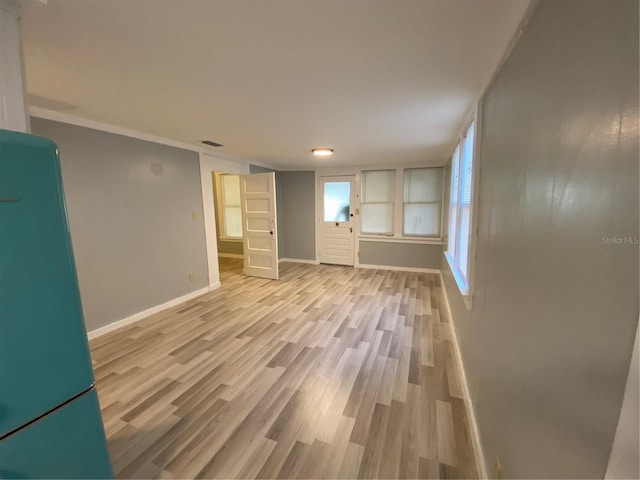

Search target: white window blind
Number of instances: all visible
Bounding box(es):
[360,170,395,235]
[403,167,443,237]
[220,174,242,238]
[448,144,461,260]
[446,121,476,294]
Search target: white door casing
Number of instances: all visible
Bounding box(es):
[319,175,355,266]
[240,172,279,280]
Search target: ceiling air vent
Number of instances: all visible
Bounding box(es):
[201,140,223,147]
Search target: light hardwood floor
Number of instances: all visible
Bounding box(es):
[90,259,478,479]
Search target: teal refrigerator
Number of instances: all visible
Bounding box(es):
[0,129,112,478]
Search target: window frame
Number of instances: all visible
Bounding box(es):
[216,173,243,241]
[360,169,396,236]
[357,166,445,243]
[445,111,480,301]
[402,167,445,238]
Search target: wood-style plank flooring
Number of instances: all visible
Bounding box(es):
[90,259,478,479]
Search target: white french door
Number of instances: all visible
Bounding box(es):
[319,175,355,266]
[240,172,279,280]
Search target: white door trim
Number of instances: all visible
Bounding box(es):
[199,153,250,289]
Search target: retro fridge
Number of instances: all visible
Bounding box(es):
[0,129,112,478]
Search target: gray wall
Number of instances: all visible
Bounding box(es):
[211,173,243,256]
[248,164,275,174]
[31,118,208,332]
[441,1,639,478]
[278,171,316,261]
[216,239,243,256]
[360,241,441,269]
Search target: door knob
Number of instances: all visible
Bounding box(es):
[270,230,273,235]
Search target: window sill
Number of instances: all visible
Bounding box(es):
[219,237,243,243]
[444,251,473,311]
[358,235,444,246]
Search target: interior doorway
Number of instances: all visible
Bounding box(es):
[212,172,244,279]
[212,171,280,281]
[199,155,281,288]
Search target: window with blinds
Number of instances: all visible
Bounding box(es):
[220,174,243,239]
[360,170,395,235]
[446,121,476,294]
[403,167,443,237]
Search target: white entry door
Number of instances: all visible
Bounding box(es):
[319,175,355,266]
[240,172,279,280]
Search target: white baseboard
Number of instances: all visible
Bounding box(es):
[357,264,440,274]
[439,272,488,479]
[218,253,243,259]
[87,286,211,340]
[208,273,221,288]
[278,258,319,265]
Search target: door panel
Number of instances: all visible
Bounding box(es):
[0,131,95,438]
[240,172,279,280]
[246,198,269,211]
[320,176,355,265]
[0,388,112,479]
[247,216,271,231]
[247,236,271,250]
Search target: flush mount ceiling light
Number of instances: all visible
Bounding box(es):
[311,148,334,157]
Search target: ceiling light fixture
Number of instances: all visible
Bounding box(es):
[311,148,334,157]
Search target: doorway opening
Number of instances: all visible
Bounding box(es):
[212,172,244,279]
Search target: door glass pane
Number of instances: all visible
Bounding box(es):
[324,182,350,222]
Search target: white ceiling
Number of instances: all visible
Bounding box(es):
[21,0,531,169]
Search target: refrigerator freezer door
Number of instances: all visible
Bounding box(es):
[0,388,112,479]
[0,130,95,437]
